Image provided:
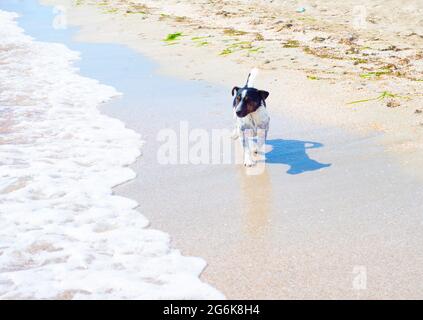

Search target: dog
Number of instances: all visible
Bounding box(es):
[232,68,270,167]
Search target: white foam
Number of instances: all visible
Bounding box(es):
[0,10,223,299]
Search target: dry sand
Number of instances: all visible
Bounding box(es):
[39,0,423,299]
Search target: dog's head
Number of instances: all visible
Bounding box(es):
[231,86,269,118]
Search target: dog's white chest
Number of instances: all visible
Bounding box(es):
[236,106,269,131]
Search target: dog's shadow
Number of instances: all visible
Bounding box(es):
[265,139,331,175]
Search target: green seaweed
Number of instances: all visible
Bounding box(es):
[103,8,119,14]
[163,32,183,42]
[220,48,233,55]
[347,91,411,105]
[307,75,319,80]
[191,36,209,41]
[191,36,211,47]
[248,46,264,53]
[159,13,171,21]
[219,41,255,55]
[359,68,392,79]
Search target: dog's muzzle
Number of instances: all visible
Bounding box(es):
[234,103,247,118]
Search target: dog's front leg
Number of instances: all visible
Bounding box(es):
[231,124,240,140]
[231,111,240,140]
[241,129,255,167]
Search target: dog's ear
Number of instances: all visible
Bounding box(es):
[232,86,240,96]
[259,90,270,101]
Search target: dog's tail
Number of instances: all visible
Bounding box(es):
[246,68,259,88]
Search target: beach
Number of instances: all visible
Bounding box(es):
[1,0,423,299]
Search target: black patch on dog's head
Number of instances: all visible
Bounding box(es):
[232,87,269,118]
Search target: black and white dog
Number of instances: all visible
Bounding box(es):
[232,68,270,167]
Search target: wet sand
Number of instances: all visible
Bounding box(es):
[31,0,423,298]
[104,89,423,299]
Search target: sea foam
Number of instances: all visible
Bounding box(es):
[0,10,223,299]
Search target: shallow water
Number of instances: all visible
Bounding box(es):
[3,0,423,299]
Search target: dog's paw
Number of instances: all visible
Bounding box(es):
[243,157,256,167]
